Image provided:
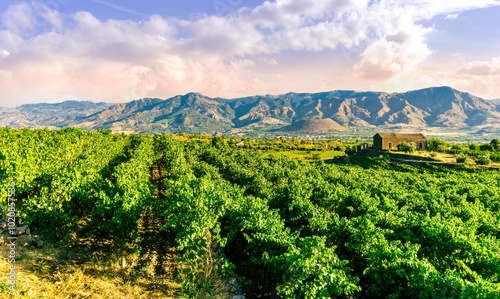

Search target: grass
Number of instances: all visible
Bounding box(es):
[262,150,309,158]
[263,150,345,160]
[392,150,500,167]
[0,239,183,299]
[316,151,345,158]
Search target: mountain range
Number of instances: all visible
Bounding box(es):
[2,86,500,135]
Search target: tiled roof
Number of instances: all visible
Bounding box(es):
[375,133,426,139]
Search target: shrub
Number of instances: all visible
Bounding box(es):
[345,147,357,155]
[211,136,227,148]
[469,143,479,151]
[479,144,494,152]
[430,152,437,158]
[491,139,500,150]
[428,137,447,152]
[451,144,462,151]
[456,154,467,163]
[436,145,447,152]
[475,154,491,165]
[397,142,416,154]
[334,145,346,151]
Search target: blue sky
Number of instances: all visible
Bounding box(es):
[0,0,499,106]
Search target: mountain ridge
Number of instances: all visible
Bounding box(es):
[1,86,500,134]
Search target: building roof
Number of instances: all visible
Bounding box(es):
[375,133,426,139]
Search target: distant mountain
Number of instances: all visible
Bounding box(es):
[1,87,500,134]
[0,101,112,129]
[281,118,346,132]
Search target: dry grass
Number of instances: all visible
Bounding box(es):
[431,152,500,166]
[431,152,457,163]
[0,239,183,299]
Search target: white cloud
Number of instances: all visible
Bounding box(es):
[259,58,278,65]
[352,3,433,80]
[445,13,459,20]
[1,0,500,105]
[1,1,64,38]
[0,49,9,58]
[91,0,146,17]
[457,57,500,75]
[408,0,500,17]
[1,2,35,36]
[369,56,500,100]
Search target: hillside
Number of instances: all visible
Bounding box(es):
[1,87,500,134]
[281,118,346,132]
[0,101,112,129]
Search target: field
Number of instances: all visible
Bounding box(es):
[1,128,500,298]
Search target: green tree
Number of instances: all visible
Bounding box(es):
[469,143,479,151]
[490,139,499,150]
[397,142,416,153]
[311,153,321,163]
[428,137,447,152]
[479,143,494,152]
[476,154,491,165]
[456,154,468,163]
[345,146,357,155]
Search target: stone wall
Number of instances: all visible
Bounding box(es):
[0,206,44,248]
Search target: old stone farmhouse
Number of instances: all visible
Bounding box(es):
[373,133,427,151]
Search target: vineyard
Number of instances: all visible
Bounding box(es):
[1,127,500,298]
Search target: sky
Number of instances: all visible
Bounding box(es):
[0,0,500,107]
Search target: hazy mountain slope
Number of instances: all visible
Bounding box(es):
[0,101,111,129]
[281,118,346,132]
[2,87,500,134]
[399,86,500,127]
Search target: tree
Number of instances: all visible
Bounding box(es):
[311,153,321,163]
[345,146,357,155]
[397,142,416,154]
[491,139,499,150]
[479,143,494,152]
[469,143,479,151]
[456,154,468,163]
[476,154,491,165]
[428,137,447,152]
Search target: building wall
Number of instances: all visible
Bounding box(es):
[374,135,383,149]
[373,134,427,150]
[381,138,427,150]
[357,143,371,151]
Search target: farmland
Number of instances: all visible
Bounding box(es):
[1,128,499,298]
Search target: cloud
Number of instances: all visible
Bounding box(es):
[1,2,35,36]
[445,13,459,19]
[1,0,500,105]
[0,49,9,58]
[352,29,432,80]
[259,58,278,65]
[372,57,500,101]
[92,0,147,17]
[457,57,500,76]
[1,1,64,38]
[447,57,500,99]
[408,0,500,17]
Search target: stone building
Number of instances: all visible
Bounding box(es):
[357,143,372,151]
[373,133,427,151]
